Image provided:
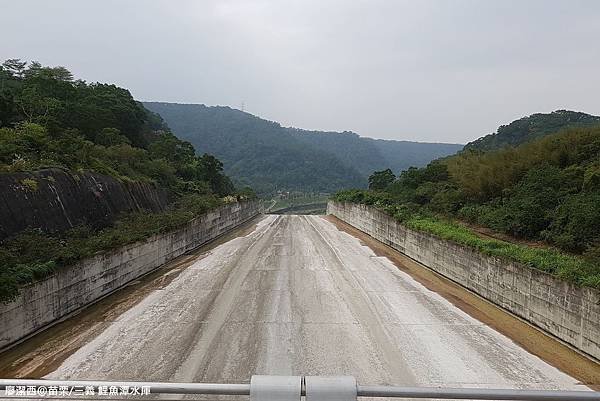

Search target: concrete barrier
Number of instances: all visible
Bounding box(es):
[327,200,600,361]
[0,201,260,349]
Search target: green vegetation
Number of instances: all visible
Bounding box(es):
[333,121,600,289]
[405,218,597,287]
[0,59,235,197]
[368,169,395,190]
[143,102,463,194]
[20,178,38,191]
[464,110,600,151]
[291,129,464,181]
[0,59,255,302]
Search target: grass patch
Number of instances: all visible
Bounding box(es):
[405,216,598,287]
[20,178,39,191]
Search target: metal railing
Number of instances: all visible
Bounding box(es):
[1,376,599,400]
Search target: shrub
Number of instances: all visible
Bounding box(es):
[20,178,38,191]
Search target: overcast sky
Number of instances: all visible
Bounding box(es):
[2,0,599,143]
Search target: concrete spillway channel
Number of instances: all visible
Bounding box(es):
[0,215,597,392]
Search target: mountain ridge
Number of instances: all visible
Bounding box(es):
[464,110,600,152]
[143,101,463,194]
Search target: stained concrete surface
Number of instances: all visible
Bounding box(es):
[327,201,600,362]
[0,201,259,350]
[45,215,585,391]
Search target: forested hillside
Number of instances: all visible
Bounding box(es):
[142,103,363,193]
[143,102,463,194]
[0,60,236,198]
[0,59,246,301]
[335,118,600,288]
[288,129,463,178]
[464,110,600,151]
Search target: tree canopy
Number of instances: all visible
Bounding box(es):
[368,169,395,190]
[0,59,237,198]
[463,110,600,152]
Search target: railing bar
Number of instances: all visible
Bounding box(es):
[0,393,244,400]
[356,385,600,400]
[0,397,227,401]
[0,396,227,399]
[0,398,186,401]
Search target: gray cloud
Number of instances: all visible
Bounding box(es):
[2,0,599,143]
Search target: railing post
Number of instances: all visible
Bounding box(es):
[305,376,357,401]
[250,375,302,401]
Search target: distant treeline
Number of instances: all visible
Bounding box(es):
[464,110,600,151]
[143,102,463,194]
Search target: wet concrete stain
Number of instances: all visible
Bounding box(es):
[0,216,264,378]
[324,214,600,388]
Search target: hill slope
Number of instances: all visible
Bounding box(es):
[334,123,600,288]
[141,103,364,193]
[464,110,600,151]
[287,129,463,178]
[143,102,463,193]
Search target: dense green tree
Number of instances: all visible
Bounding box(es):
[198,153,235,196]
[0,59,237,199]
[368,169,395,190]
[545,192,600,252]
[95,128,131,146]
[2,59,27,78]
[499,165,573,238]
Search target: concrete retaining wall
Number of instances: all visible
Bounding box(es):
[0,201,260,349]
[327,201,600,361]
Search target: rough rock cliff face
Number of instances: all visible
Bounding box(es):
[0,168,169,240]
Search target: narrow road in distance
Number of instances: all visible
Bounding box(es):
[35,214,584,391]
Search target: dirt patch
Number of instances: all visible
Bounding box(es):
[0,215,264,379]
[324,215,600,388]
[460,220,549,249]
